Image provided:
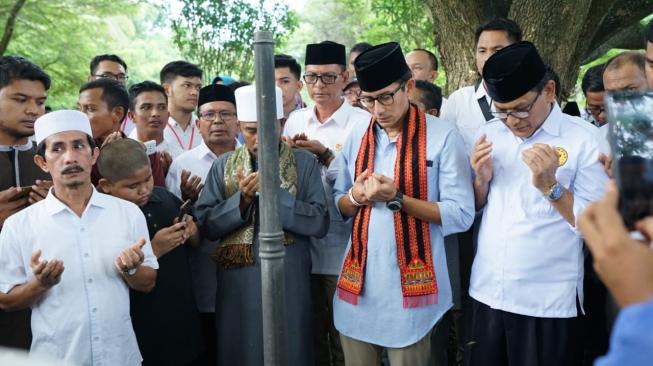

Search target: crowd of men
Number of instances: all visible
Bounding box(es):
[0,15,652,366]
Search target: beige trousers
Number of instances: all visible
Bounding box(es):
[340,329,432,366]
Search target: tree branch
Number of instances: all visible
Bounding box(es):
[582,21,646,63]
[0,0,27,56]
[586,0,653,52]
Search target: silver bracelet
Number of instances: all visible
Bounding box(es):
[348,188,363,207]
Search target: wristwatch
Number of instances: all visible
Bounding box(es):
[545,182,564,201]
[386,190,404,212]
[318,147,334,165]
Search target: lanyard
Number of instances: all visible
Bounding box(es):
[167,122,195,150]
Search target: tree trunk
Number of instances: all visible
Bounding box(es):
[0,0,27,56]
[427,0,653,99]
[426,0,484,95]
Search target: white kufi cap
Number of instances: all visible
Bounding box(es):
[234,84,284,122]
[34,110,93,145]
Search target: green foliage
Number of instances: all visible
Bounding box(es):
[171,0,298,81]
[0,0,180,109]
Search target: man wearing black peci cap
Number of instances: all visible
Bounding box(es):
[330,42,474,366]
[283,40,370,366]
[467,41,608,366]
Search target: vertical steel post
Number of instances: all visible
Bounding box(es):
[253,30,287,366]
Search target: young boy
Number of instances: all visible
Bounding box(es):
[96,138,203,366]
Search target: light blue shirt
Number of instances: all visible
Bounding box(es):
[330,113,475,347]
[595,297,653,366]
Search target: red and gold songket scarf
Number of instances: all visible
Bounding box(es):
[337,104,438,308]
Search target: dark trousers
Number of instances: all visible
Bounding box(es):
[190,312,216,366]
[581,250,608,365]
[312,274,344,366]
[465,298,580,366]
[0,308,31,349]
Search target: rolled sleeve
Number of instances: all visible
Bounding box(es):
[437,130,475,236]
[571,139,608,231]
[0,217,28,294]
[329,146,354,221]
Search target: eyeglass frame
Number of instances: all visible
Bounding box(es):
[302,72,342,85]
[93,73,129,82]
[585,105,606,116]
[198,110,237,123]
[490,91,541,119]
[358,82,406,109]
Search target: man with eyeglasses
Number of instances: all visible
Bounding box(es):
[165,84,239,366]
[160,61,204,153]
[283,40,370,366]
[195,84,328,366]
[330,42,474,366]
[467,41,608,366]
[88,54,135,135]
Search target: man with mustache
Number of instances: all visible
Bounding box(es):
[0,56,53,350]
[128,81,184,159]
[0,110,158,365]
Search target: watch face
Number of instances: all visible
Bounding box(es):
[387,200,401,212]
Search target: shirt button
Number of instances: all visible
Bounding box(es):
[87,278,93,284]
[84,253,89,258]
[93,336,99,341]
[147,213,152,218]
[92,308,97,313]
[80,228,85,232]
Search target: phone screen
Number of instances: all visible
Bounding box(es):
[605,91,653,229]
[177,199,192,222]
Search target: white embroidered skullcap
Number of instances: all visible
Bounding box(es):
[34,110,93,144]
[234,84,283,122]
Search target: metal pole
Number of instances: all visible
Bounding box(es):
[254,30,287,366]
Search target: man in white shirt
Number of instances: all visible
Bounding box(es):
[467,41,608,366]
[440,17,523,152]
[128,81,184,159]
[283,40,370,366]
[0,110,158,366]
[160,61,203,152]
[165,83,239,366]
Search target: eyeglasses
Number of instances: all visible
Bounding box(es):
[303,73,340,85]
[585,106,606,116]
[198,110,237,123]
[491,92,540,119]
[358,83,405,109]
[94,73,128,82]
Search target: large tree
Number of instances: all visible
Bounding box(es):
[425,0,653,97]
[171,0,298,81]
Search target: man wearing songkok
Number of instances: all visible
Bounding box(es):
[165,83,239,365]
[330,42,474,366]
[0,56,53,350]
[128,81,184,159]
[0,110,158,366]
[97,138,202,366]
[195,84,329,366]
[467,41,608,366]
[283,40,370,366]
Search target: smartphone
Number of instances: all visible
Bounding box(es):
[177,199,192,222]
[605,91,653,229]
[8,186,33,202]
